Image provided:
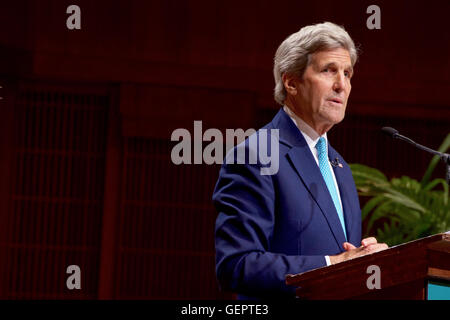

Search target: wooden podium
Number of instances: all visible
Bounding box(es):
[286,233,450,300]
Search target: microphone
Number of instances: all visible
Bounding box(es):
[381,127,399,138]
[381,127,450,184]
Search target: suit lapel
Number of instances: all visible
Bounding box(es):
[273,109,347,248]
[286,148,347,248]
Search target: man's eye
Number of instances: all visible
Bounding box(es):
[322,68,329,72]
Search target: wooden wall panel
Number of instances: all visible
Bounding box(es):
[120,83,257,138]
[0,83,109,298]
[116,137,231,299]
[0,0,446,121]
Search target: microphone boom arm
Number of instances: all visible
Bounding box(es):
[395,134,449,162]
[384,128,450,185]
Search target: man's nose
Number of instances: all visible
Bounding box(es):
[333,72,347,92]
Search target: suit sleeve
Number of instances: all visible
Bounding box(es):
[213,152,326,298]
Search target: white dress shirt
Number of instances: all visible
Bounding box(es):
[283,105,343,266]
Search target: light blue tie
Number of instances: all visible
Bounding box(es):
[315,137,347,240]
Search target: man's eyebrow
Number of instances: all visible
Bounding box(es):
[322,62,353,71]
[322,62,354,75]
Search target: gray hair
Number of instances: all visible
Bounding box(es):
[273,22,358,105]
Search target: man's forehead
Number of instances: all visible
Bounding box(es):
[311,48,352,66]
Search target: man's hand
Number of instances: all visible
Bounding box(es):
[329,237,388,265]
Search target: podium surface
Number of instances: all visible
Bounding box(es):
[286,233,450,300]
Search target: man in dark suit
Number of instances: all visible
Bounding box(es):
[213,22,388,299]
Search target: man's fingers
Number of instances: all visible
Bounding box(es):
[335,240,389,264]
[343,242,356,251]
[361,237,378,247]
[363,243,389,253]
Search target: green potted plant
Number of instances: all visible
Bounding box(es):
[350,134,450,246]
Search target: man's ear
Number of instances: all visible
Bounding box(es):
[282,73,298,96]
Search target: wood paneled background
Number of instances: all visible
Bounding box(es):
[0,0,448,299]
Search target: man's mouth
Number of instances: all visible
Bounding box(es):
[328,98,343,105]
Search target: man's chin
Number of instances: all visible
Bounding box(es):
[323,113,346,126]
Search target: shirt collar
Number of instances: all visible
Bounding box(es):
[283,105,328,151]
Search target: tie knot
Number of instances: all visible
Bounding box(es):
[315,137,327,156]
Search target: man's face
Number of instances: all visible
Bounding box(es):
[288,47,353,134]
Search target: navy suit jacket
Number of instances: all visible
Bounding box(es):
[213,108,362,299]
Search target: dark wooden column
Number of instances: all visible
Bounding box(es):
[0,79,16,298]
[98,86,122,299]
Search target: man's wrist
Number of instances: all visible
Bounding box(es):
[328,254,342,265]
